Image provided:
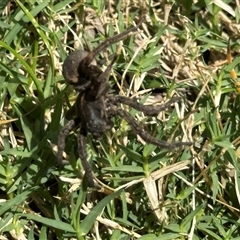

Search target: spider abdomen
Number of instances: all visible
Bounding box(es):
[63,50,99,88]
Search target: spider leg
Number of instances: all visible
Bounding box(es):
[78,129,98,188]
[111,96,181,116]
[65,102,77,120]
[57,119,78,165]
[116,109,192,149]
[96,54,118,84]
[82,18,143,67]
[94,54,118,99]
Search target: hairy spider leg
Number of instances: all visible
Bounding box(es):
[77,129,97,188]
[116,109,192,148]
[112,96,182,116]
[65,103,77,120]
[57,119,78,165]
[58,106,98,188]
[82,18,143,67]
[94,54,118,99]
[58,118,98,188]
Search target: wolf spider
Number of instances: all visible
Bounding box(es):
[58,19,192,189]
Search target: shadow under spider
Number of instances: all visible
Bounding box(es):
[57,17,193,189]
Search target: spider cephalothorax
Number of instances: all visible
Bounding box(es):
[58,19,192,189]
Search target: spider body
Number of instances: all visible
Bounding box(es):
[76,89,113,138]
[58,19,192,188]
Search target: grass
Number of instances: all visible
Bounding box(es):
[1,0,240,239]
